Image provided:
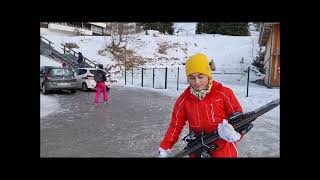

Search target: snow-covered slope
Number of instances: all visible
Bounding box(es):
[40,23,260,75]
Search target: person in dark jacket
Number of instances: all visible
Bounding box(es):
[94,64,108,106]
[78,52,84,68]
[209,59,216,71]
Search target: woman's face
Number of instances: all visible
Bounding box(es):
[187,73,209,91]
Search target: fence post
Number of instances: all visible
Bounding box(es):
[124,48,127,84]
[246,66,250,97]
[63,46,66,54]
[141,68,144,87]
[165,67,168,89]
[132,68,134,85]
[153,68,155,88]
[124,66,127,85]
[177,67,179,91]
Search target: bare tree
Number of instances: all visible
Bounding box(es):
[105,22,146,70]
[108,23,128,50]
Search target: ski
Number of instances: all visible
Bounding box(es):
[174,98,280,157]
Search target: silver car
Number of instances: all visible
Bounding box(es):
[40,66,77,94]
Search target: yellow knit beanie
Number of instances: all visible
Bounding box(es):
[185,53,212,79]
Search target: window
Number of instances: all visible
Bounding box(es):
[40,67,44,75]
[77,69,82,75]
[81,69,87,75]
[89,70,97,75]
[91,25,103,35]
[77,69,87,75]
[50,68,73,76]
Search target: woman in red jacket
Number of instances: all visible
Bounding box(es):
[159,53,244,158]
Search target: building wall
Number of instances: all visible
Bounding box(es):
[91,25,103,35]
[48,23,92,36]
[263,24,280,87]
[264,57,271,87]
[41,27,75,37]
[40,22,48,28]
[271,55,280,87]
[271,24,280,87]
[44,22,137,36]
[89,23,106,28]
[264,34,272,87]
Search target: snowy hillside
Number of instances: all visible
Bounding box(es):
[173,22,197,35]
[40,55,62,67]
[40,23,261,79]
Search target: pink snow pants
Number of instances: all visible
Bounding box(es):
[95,82,108,103]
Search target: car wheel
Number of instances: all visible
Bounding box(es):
[82,83,88,92]
[42,84,48,94]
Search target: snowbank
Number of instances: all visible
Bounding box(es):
[40,94,61,118]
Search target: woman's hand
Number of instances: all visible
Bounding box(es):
[218,119,241,142]
[159,147,169,158]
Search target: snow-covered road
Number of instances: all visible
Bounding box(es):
[41,85,279,157]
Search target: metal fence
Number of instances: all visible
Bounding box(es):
[123,66,252,97]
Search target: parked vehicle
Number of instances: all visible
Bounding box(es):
[74,68,110,92]
[40,66,77,94]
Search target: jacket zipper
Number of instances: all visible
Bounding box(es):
[210,104,215,123]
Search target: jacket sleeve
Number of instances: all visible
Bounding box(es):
[93,72,98,82]
[223,87,243,116]
[160,96,187,150]
[223,87,245,142]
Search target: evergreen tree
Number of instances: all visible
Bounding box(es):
[196,22,249,36]
[140,22,174,34]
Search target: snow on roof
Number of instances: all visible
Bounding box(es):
[89,23,107,28]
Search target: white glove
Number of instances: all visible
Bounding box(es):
[218,119,241,142]
[159,147,169,158]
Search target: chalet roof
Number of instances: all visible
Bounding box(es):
[258,23,279,46]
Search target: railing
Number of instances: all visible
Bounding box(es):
[123,66,252,97]
[51,51,77,69]
[41,35,97,69]
[40,35,54,49]
[61,45,98,68]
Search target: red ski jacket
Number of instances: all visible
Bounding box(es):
[160,80,244,157]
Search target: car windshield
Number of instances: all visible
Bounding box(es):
[50,68,73,76]
[89,70,97,75]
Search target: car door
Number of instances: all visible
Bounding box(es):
[75,69,85,88]
[75,69,81,88]
[40,67,45,89]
